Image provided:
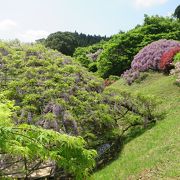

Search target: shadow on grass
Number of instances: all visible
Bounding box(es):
[94,122,156,172]
[124,123,156,144]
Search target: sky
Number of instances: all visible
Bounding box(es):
[0,0,179,42]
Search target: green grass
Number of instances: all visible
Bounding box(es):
[92,73,180,179]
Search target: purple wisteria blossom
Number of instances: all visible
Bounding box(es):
[123,39,180,84]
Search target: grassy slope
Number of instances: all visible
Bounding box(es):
[92,73,180,179]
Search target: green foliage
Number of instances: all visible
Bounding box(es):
[173,5,180,19]
[173,52,180,62]
[0,41,115,149]
[73,40,105,70]
[0,95,15,126]
[88,62,98,72]
[44,31,108,56]
[103,88,162,133]
[97,15,180,78]
[0,96,97,179]
[93,73,180,179]
[97,31,144,78]
[134,72,149,84]
[74,15,180,78]
[0,41,164,178]
[108,75,120,81]
[0,41,162,142]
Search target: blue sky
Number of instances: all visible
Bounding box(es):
[0,0,179,42]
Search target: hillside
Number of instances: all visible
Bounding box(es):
[0,1,180,179]
[73,16,180,77]
[0,41,165,178]
[93,72,180,179]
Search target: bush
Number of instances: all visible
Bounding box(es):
[0,96,97,179]
[134,73,149,84]
[96,15,180,78]
[72,16,180,78]
[159,47,180,70]
[73,41,105,70]
[0,41,164,178]
[123,39,180,84]
[97,31,143,78]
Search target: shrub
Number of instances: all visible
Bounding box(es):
[73,41,105,71]
[88,62,98,72]
[0,96,97,179]
[174,52,180,62]
[159,47,180,70]
[123,39,180,84]
[73,16,180,78]
[134,73,149,84]
[97,15,180,78]
[97,31,144,78]
[0,41,164,178]
[104,76,119,87]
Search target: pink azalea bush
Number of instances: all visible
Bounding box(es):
[159,47,180,70]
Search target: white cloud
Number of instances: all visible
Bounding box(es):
[134,0,168,8]
[0,19,17,31]
[19,30,49,42]
[0,19,48,42]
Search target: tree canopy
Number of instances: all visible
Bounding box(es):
[173,5,180,19]
[73,15,180,78]
[42,31,108,56]
[0,95,97,179]
[0,40,163,178]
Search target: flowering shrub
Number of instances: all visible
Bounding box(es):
[87,49,103,61]
[159,47,180,70]
[123,69,140,85]
[123,39,180,84]
[170,62,180,86]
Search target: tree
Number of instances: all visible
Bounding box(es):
[44,31,108,56]
[0,40,164,178]
[173,5,180,19]
[0,95,97,179]
[96,15,180,78]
